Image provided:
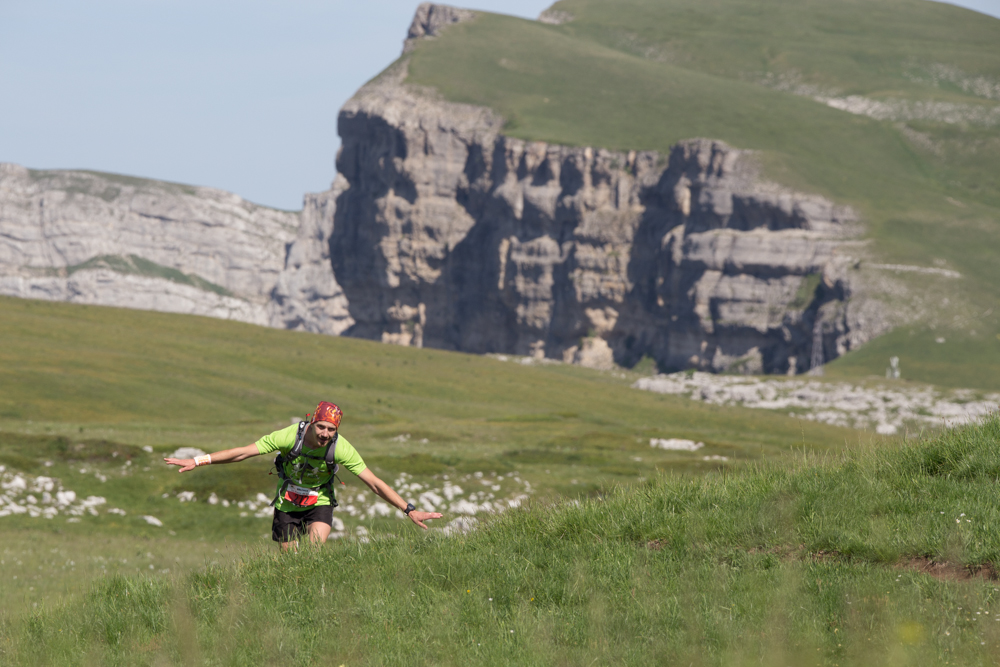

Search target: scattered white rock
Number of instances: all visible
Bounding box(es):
[442,516,478,535]
[449,499,481,515]
[56,491,76,507]
[366,501,394,517]
[635,372,1000,434]
[0,469,112,519]
[142,515,164,527]
[170,447,207,460]
[2,475,27,492]
[417,491,444,510]
[650,438,704,452]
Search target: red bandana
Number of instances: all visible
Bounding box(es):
[309,401,342,428]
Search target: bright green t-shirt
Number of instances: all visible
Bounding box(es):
[256,423,367,513]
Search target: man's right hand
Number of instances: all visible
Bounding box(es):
[162,444,259,472]
[163,457,197,473]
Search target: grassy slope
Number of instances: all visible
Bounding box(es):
[0,296,851,458]
[6,414,1000,666]
[404,0,1000,389]
[0,296,859,612]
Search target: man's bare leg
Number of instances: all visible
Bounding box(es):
[308,521,331,543]
[279,521,332,552]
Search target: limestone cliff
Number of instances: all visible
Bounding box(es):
[0,163,351,334]
[330,44,887,373]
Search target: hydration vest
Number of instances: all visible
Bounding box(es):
[270,421,339,508]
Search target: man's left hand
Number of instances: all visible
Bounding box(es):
[407,510,443,530]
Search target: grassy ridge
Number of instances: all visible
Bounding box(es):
[409,12,938,215]
[5,415,1000,666]
[550,0,1000,96]
[403,0,1000,388]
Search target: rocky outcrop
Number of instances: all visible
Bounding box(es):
[267,178,354,335]
[0,163,352,333]
[331,59,883,374]
[403,3,475,53]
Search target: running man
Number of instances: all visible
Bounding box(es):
[164,401,442,548]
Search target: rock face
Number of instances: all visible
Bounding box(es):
[0,163,352,334]
[331,55,882,374]
[403,2,475,53]
[268,178,354,335]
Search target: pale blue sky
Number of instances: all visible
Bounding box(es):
[1,0,997,210]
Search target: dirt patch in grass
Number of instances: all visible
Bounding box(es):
[898,557,999,581]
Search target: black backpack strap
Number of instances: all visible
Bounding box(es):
[324,432,339,474]
[320,433,341,506]
[270,421,309,507]
[288,421,309,460]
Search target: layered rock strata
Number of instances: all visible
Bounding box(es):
[0,163,352,333]
[330,57,881,374]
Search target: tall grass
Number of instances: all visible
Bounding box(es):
[4,415,1000,666]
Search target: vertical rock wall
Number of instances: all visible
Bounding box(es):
[330,63,881,374]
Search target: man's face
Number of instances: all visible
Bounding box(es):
[312,421,338,446]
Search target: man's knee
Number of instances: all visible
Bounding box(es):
[307,521,331,543]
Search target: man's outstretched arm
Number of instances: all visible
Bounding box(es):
[357,468,443,530]
[163,444,261,473]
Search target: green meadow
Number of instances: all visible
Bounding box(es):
[4,362,1000,664]
[0,296,860,617]
[0,295,996,666]
[404,0,1000,390]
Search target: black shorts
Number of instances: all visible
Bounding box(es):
[271,505,334,542]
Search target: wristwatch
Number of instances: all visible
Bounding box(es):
[404,502,416,515]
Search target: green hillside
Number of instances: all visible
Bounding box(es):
[5,412,1000,666]
[0,296,851,457]
[404,0,1000,388]
[0,296,861,613]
